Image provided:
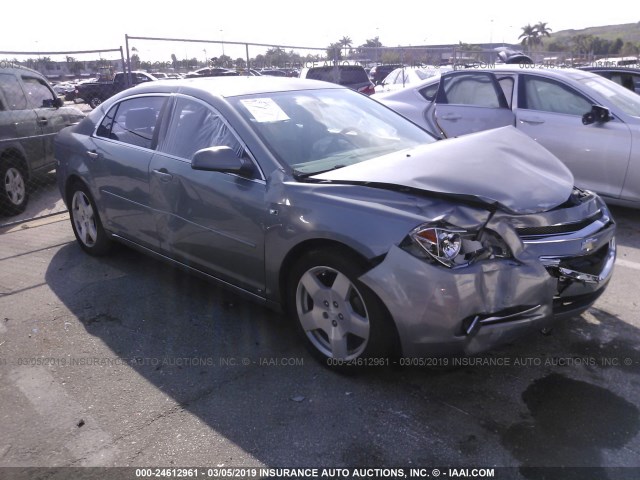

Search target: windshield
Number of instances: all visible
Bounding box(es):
[579,75,640,118]
[230,89,436,176]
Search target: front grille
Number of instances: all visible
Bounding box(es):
[517,210,603,238]
[559,243,610,276]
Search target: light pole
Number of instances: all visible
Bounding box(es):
[220,29,225,58]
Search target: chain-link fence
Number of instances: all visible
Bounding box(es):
[1,36,636,229]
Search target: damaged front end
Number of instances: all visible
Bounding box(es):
[359,188,616,357]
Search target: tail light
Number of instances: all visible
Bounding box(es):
[358,83,375,95]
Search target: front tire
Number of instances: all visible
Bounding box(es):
[68,182,111,256]
[287,249,396,366]
[0,160,29,215]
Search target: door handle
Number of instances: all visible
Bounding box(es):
[86,150,100,159]
[519,117,545,125]
[152,169,173,182]
[38,118,48,126]
[440,113,462,121]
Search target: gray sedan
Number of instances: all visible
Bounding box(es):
[374,65,640,209]
[55,76,616,364]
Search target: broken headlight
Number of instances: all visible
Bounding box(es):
[402,223,512,268]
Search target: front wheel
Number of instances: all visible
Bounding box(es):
[0,161,29,215]
[287,249,396,366]
[68,182,111,255]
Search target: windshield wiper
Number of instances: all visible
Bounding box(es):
[293,164,346,179]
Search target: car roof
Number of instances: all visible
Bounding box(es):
[0,64,46,77]
[124,75,344,98]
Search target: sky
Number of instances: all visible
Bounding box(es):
[2,0,638,63]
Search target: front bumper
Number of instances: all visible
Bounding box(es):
[359,194,616,357]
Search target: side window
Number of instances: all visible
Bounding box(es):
[21,76,55,108]
[498,76,515,108]
[96,96,166,149]
[519,75,592,115]
[0,73,28,110]
[438,73,505,107]
[161,97,243,160]
[419,82,439,101]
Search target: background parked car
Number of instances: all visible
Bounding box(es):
[374,65,640,208]
[579,66,640,94]
[375,66,449,93]
[369,64,403,85]
[75,71,157,109]
[55,76,615,364]
[0,65,84,214]
[185,67,239,78]
[299,64,375,95]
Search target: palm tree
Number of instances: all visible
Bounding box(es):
[535,22,552,50]
[339,36,352,59]
[519,24,539,53]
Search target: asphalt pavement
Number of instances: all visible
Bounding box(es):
[0,206,639,479]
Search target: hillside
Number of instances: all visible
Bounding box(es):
[547,22,640,44]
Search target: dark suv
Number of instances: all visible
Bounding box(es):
[0,65,84,214]
[300,64,375,95]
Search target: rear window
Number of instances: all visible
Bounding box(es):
[306,66,369,85]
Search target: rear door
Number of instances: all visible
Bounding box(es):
[90,95,168,246]
[432,71,515,137]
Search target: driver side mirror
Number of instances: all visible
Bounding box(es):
[191,146,254,177]
[582,105,612,125]
[43,97,64,108]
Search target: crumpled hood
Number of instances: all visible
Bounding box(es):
[313,126,575,214]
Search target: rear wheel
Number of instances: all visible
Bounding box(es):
[0,160,28,215]
[287,249,396,367]
[68,182,111,256]
[88,96,103,109]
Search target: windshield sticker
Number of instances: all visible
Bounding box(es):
[240,98,290,122]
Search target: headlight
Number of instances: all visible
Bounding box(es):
[403,222,512,268]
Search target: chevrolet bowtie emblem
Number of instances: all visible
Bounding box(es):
[581,237,598,252]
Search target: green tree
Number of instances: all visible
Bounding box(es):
[339,36,352,58]
[519,24,539,53]
[621,42,639,56]
[326,43,342,61]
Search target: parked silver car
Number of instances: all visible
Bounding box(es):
[374,65,640,208]
[55,76,616,364]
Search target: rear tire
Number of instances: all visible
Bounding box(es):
[0,160,29,215]
[286,248,397,368]
[88,96,103,109]
[68,182,111,256]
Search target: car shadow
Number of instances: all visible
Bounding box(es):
[44,242,640,472]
